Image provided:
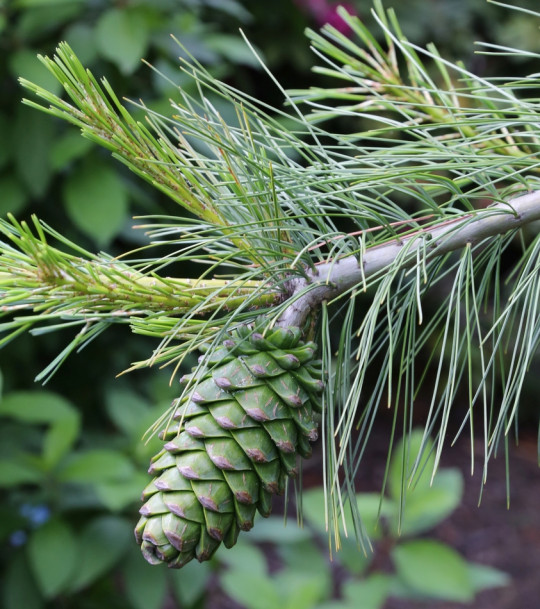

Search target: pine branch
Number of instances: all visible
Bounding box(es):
[19,43,294,266]
[293,3,540,188]
[278,189,540,327]
[0,215,279,351]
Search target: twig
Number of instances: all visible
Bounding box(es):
[278,189,540,328]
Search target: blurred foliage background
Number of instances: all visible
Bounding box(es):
[1,1,539,608]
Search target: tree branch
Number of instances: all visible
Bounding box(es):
[278,190,540,328]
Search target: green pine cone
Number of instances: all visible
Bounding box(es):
[135,324,323,568]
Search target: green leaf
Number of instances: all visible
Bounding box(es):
[0,390,77,423]
[388,431,436,502]
[0,115,11,169]
[468,562,511,592]
[246,516,312,544]
[14,3,82,40]
[170,558,212,607]
[9,48,62,96]
[63,158,128,247]
[51,132,93,170]
[58,449,135,484]
[219,538,268,575]
[68,516,132,591]
[205,34,262,67]
[105,387,152,438]
[0,391,80,468]
[0,457,42,487]
[205,0,252,21]
[94,471,150,512]
[391,540,474,602]
[104,387,163,461]
[14,0,84,6]
[3,552,43,609]
[221,571,280,609]
[0,176,27,216]
[122,546,168,609]
[398,468,464,535]
[302,487,393,550]
[355,492,395,539]
[14,106,54,197]
[95,8,150,74]
[279,540,332,600]
[301,487,344,533]
[43,415,80,469]
[275,571,328,609]
[336,537,373,576]
[27,519,77,598]
[63,22,98,65]
[342,574,392,609]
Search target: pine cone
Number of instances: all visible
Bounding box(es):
[135,324,323,567]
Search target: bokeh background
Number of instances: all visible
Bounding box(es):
[1,1,540,608]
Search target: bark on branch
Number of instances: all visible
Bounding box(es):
[278,190,540,328]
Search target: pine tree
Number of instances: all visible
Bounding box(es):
[2,2,540,565]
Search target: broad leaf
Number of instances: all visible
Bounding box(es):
[336,538,373,576]
[0,390,78,423]
[279,540,332,599]
[9,48,62,95]
[63,22,97,65]
[342,574,393,609]
[63,158,128,247]
[392,540,474,602]
[302,487,390,539]
[14,107,54,197]
[58,449,135,484]
[468,562,511,592]
[0,457,42,487]
[397,468,464,535]
[275,571,328,609]
[51,132,93,170]
[205,34,262,67]
[42,416,80,470]
[95,8,150,74]
[246,516,311,544]
[105,387,152,438]
[3,552,43,609]
[94,471,150,511]
[0,391,80,469]
[122,547,168,609]
[68,516,132,591]
[170,558,212,607]
[221,571,281,609]
[355,492,396,539]
[219,539,268,575]
[27,519,77,598]
[0,176,27,216]
[388,431,436,502]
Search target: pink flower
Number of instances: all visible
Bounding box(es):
[295,0,358,36]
